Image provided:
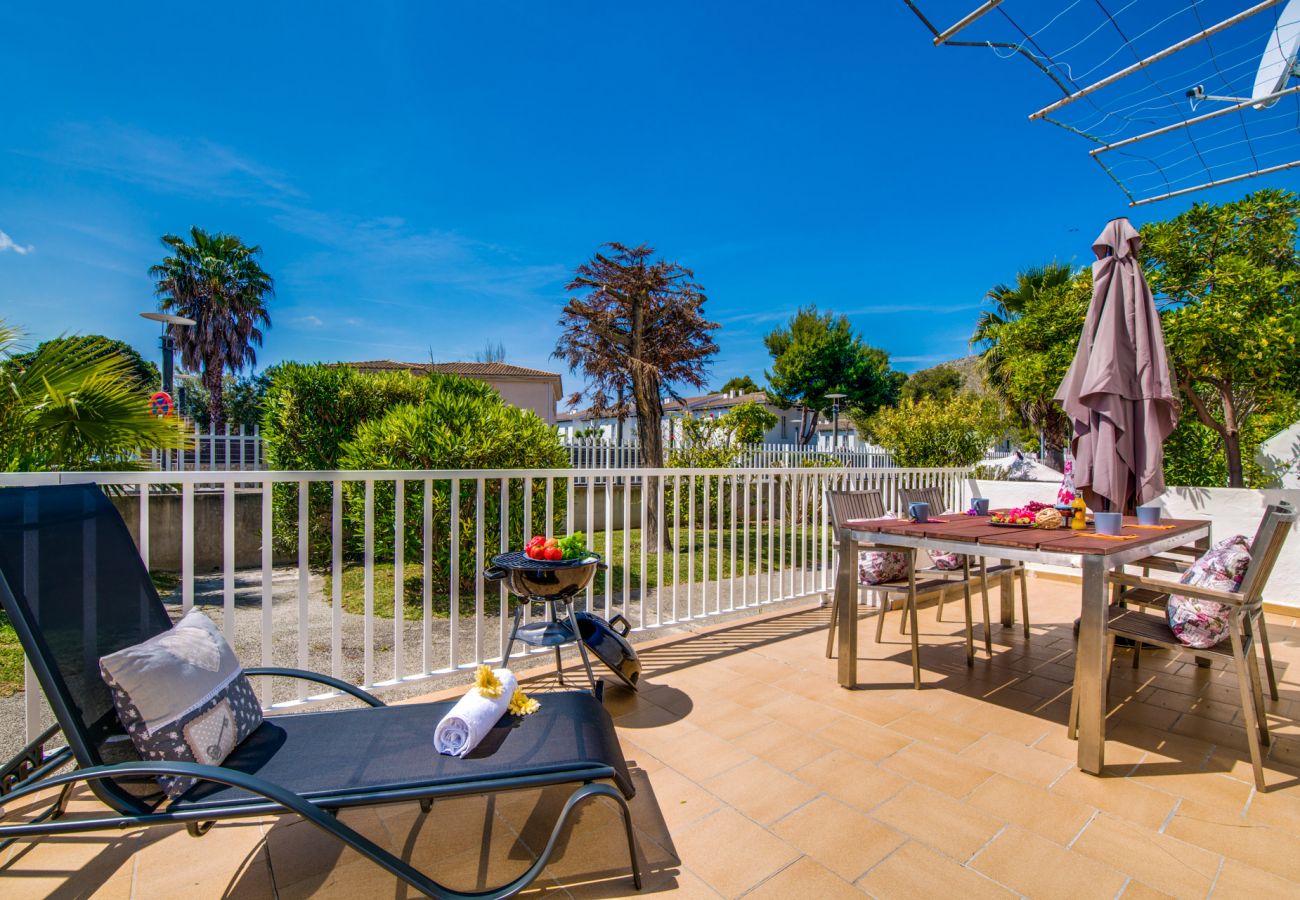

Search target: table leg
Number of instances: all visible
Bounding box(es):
[836,534,857,688]
[1076,554,1108,774]
[1000,562,1015,627]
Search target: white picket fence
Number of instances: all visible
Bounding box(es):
[149,422,263,470]
[2,465,968,740]
[147,433,894,472]
[562,438,895,469]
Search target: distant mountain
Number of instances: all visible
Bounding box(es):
[907,356,990,397]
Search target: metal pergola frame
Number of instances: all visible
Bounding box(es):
[901,0,1300,206]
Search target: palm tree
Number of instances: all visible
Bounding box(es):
[971,262,1073,400]
[970,262,1074,455]
[149,227,274,431]
[0,322,188,471]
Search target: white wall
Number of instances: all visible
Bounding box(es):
[488,379,557,424]
[967,479,1300,608]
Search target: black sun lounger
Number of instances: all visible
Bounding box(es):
[0,483,640,898]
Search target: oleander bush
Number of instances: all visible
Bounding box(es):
[338,374,567,588]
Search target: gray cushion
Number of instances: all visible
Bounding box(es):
[99,609,262,799]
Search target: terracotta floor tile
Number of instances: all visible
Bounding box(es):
[1164,803,1300,882]
[729,718,835,772]
[672,808,799,898]
[1069,813,1221,900]
[702,758,819,825]
[1119,879,1179,900]
[966,773,1096,846]
[630,724,754,783]
[1211,858,1300,897]
[958,732,1072,787]
[970,825,1129,900]
[792,749,909,813]
[871,784,1003,862]
[770,795,905,882]
[632,765,726,831]
[1050,769,1180,831]
[16,579,1300,898]
[815,714,914,762]
[879,739,997,798]
[745,856,864,900]
[132,819,270,898]
[856,840,1015,899]
[886,709,986,754]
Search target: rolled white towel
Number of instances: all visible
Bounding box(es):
[434,667,518,757]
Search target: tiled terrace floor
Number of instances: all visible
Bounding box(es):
[6,576,1300,898]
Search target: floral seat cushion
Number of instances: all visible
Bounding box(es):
[859,550,909,585]
[930,551,965,571]
[1166,535,1251,650]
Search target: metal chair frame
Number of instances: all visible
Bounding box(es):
[0,484,642,899]
[826,490,981,689]
[897,486,1031,640]
[1067,502,1295,790]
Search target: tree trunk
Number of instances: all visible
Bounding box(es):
[799,409,820,446]
[628,292,668,551]
[1221,390,1244,488]
[204,359,226,433]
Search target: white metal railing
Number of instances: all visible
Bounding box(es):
[562,439,895,469]
[150,422,263,471]
[2,464,968,740]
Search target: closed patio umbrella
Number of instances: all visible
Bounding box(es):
[1054,217,1179,512]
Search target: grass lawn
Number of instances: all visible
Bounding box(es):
[324,525,825,621]
[0,611,22,697]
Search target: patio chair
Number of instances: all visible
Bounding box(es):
[1115,506,1285,691]
[826,490,979,689]
[0,483,642,898]
[1067,501,1295,791]
[898,486,1030,641]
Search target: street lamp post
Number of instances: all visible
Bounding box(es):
[139,311,195,396]
[825,392,846,452]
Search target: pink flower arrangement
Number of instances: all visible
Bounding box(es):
[1058,459,1076,504]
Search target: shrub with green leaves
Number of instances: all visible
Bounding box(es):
[338,374,568,588]
[720,401,777,445]
[262,363,430,557]
[867,394,1003,468]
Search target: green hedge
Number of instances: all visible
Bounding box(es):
[339,382,567,588]
[262,364,567,586]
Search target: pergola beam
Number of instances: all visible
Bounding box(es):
[1130,158,1300,206]
[934,1,1004,46]
[1029,0,1288,120]
[1091,85,1300,155]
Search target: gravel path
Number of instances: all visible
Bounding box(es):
[0,565,826,763]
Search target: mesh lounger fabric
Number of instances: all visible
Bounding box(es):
[173,691,634,808]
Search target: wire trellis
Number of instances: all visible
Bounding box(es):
[902,0,1300,205]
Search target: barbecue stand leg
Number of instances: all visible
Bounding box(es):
[504,601,525,666]
[562,598,602,699]
[548,601,565,686]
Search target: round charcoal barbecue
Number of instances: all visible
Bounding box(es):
[484,551,609,698]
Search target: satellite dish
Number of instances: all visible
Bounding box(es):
[139,311,197,326]
[1252,0,1300,107]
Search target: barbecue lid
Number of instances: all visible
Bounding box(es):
[489,550,600,569]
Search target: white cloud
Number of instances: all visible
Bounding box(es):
[0,230,34,255]
[292,314,325,327]
[35,122,300,202]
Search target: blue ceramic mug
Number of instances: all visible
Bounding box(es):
[970,497,990,516]
[909,501,930,523]
[1094,511,1123,536]
[1136,505,1161,526]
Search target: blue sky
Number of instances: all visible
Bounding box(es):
[3,1,1298,402]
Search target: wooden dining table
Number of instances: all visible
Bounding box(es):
[834,511,1212,775]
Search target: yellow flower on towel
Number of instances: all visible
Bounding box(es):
[508,689,540,716]
[474,664,504,699]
